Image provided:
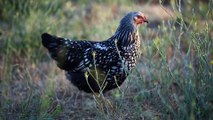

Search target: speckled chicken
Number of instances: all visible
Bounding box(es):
[42,11,148,93]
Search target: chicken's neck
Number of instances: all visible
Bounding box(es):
[112,25,139,47]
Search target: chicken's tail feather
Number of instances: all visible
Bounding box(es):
[41,33,70,70]
[42,33,61,59]
[41,33,59,49]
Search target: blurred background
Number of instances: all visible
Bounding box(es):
[0,0,212,119]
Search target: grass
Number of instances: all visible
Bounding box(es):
[0,0,212,119]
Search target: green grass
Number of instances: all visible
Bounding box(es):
[0,0,212,119]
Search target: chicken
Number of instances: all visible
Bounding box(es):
[41,11,148,93]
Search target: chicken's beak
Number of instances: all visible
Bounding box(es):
[144,20,149,23]
[139,12,148,24]
[143,17,148,23]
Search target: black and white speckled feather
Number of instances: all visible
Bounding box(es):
[41,11,148,93]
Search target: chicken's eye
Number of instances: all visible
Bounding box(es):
[134,15,141,21]
[136,15,142,19]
